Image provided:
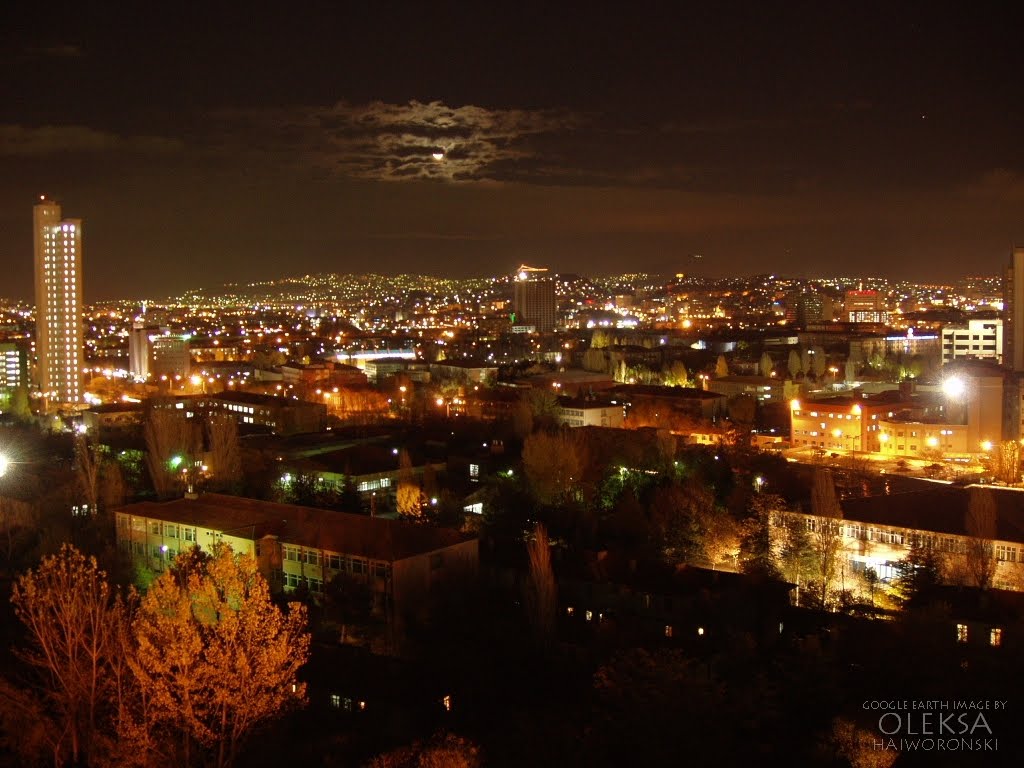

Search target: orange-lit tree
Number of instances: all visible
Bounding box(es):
[131,543,309,768]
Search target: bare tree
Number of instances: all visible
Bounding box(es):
[811,469,844,609]
[988,440,1022,485]
[965,488,997,589]
[75,434,101,512]
[100,459,127,509]
[524,524,557,646]
[10,544,128,766]
[144,408,198,499]
[522,430,587,506]
[206,413,242,493]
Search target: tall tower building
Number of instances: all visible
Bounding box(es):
[33,196,84,404]
[1004,247,1024,372]
[512,265,556,333]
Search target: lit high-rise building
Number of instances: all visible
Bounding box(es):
[512,265,556,333]
[33,197,84,404]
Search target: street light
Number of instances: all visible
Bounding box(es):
[0,454,9,478]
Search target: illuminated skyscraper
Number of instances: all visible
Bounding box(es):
[33,197,84,404]
[512,265,556,333]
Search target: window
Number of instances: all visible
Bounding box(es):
[956,623,968,643]
[165,524,178,539]
[664,625,673,638]
[327,554,342,570]
[150,521,161,535]
[184,527,196,542]
[283,546,300,562]
[996,545,1018,563]
[330,694,341,709]
[990,628,1002,647]
[351,558,366,575]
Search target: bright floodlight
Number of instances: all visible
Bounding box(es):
[0,455,8,477]
[432,152,444,161]
[943,377,965,398]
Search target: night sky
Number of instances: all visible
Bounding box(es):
[3,2,1023,301]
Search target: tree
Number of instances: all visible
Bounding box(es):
[844,359,856,383]
[523,523,557,647]
[811,347,827,379]
[75,434,101,513]
[778,514,816,605]
[715,354,729,378]
[367,732,481,768]
[759,352,773,378]
[10,544,130,766]
[396,449,426,517]
[662,360,690,387]
[965,488,997,589]
[787,350,801,379]
[892,537,944,605]
[988,440,1022,485]
[829,716,899,768]
[144,408,199,499]
[810,469,844,609]
[206,413,242,493]
[726,394,756,431]
[740,493,784,578]
[131,543,309,768]
[522,430,587,506]
[9,385,32,421]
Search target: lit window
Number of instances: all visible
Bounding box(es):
[990,628,1002,647]
[664,625,673,638]
[956,624,968,643]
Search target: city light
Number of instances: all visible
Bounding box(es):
[942,377,965,398]
[0,454,8,478]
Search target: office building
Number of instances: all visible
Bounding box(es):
[512,265,557,333]
[0,342,28,392]
[940,318,1002,365]
[130,324,192,382]
[843,289,888,324]
[1003,247,1024,372]
[33,197,84,404]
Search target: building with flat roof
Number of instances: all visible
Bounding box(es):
[33,197,84,405]
[941,319,1002,365]
[781,485,1024,590]
[555,395,624,428]
[115,494,478,653]
[512,265,556,333]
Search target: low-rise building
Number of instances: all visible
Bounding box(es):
[555,395,624,428]
[779,485,1024,590]
[197,391,327,435]
[115,493,478,653]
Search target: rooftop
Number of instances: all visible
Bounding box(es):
[118,493,474,561]
[837,486,1024,544]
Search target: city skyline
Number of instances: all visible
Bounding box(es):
[2,5,1023,300]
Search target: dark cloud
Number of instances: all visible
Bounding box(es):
[0,125,183,156]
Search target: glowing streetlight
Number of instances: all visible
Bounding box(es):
[981,440,993,452]
[943,377,965,398]
[0,455,9,478]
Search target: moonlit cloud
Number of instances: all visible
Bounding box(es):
[212,100,582,183]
